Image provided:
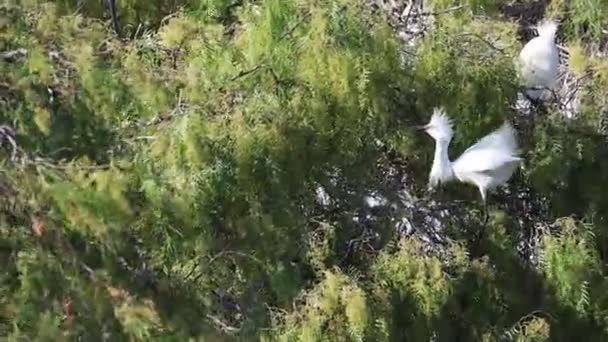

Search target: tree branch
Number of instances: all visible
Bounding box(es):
[107,0,121,36]
[457,33,505,53]
[0,125,18,160]
[1,48,27,63]
[419,5,465,17]
[230,64,266,81]
[206,314,240,334]
[230,17,306,82]
[208,250,264,266]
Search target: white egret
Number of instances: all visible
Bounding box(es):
[419,108,522,204]
[518,19,560,101]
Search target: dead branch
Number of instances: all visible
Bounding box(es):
[0,124,120,171]
[1,48,27,63]
[419,5,465,17]
[206,314,240,334]
[0,125,17,160]
[457,33,506,53]
[230,64,265,81]
[107,0,121,36]
[208,250,264,266]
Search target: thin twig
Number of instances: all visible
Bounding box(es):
[183,260,200,280]
[160,12,181,26]
[107,0,121,36]
[1,48,27,62]
[457,33,505,53]
[206,314,240,334]
[230,16,305,82]
[556,44,569,55]
[230,64,265,81]
[279,16,307,40]
[0,125,17,160]
[30,159,118,171]
[401,3,416,32]
[208,250,264,266]
[506,309,557,335]
[419,5,465,17]
[133,23,143,40]
[0,128,118,171]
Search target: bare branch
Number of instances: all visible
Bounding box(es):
[107,0,121,36]
[230,64,265,81]
[230,18,305,82]
[208,250,264,266]
[1,48,27,62]
[0,125,17,160]
[206,314,240,334]
[419,5,465,17]
[0,125,120,171]
[457,33,506,53]
[160,12,181,26]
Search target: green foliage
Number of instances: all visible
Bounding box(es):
[542,219,597,315]
[373,239,453,317]
[268,270,372,341]
[548,0,608,41]
[412,14,520,154]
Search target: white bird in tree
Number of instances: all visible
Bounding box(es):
[518,19,560,101]
[419,108,522,204]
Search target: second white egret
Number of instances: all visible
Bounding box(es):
[518,19,560,101]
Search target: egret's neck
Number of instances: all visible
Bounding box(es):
[430,139,454,186]
[433,140,453,172]
[538,36,557,48]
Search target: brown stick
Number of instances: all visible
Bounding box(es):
[108,0,121,36]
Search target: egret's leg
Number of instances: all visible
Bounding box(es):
[422,185,433,201]
[483,200,489,226]
[473,189,489,249]
[483,202,490,229]
[479,188,488,219]
[424,184,438,202]
[471,203,489,254]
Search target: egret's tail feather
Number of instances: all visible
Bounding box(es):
[536,19,558,39]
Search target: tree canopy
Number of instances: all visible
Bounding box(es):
[1,0,608,340]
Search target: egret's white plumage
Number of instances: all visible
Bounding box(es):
[518,19,560,100]
[421,108,522,202]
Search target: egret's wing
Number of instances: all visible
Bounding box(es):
[462,122,519,155]
[453,149,521,176]
[455,123,521,175]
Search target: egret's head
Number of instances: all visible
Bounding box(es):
[534,20,558,41]
[419,107,454,142]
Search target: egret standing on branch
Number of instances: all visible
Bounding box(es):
[419,108,522,204]
[518,19,560,101]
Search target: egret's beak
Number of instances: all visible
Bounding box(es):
[416,124,429,131]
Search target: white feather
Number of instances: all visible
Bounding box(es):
[422,109,522,202]
[426,107,454,141]
[535,20,558,40]
[518,19,560,100]
[461,123,519,155]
